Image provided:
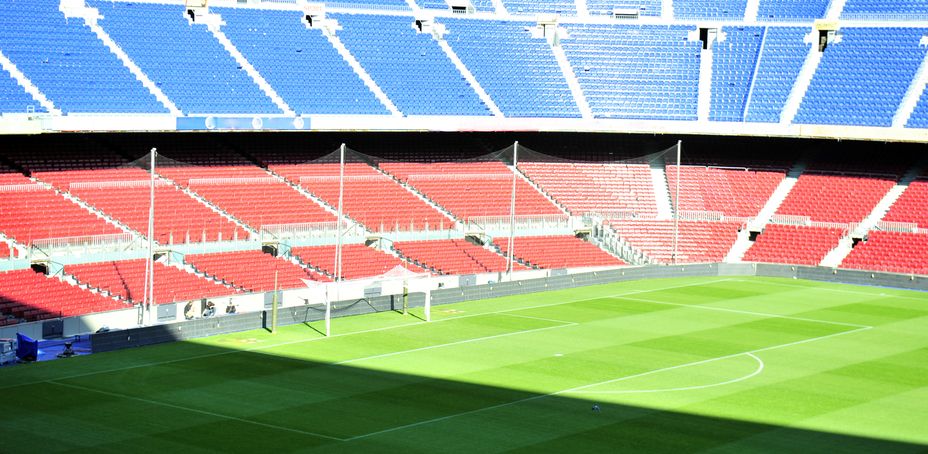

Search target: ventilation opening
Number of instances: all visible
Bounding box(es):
[262,244,279,257]
[699,27,718,50]
[612,8,640,19]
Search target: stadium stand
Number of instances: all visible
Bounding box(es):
[216,8,388,116]
[587,0,661,16]
[0,269,126,322]
[443,19,580,118]
[291,244,426,280]
[91,1,279,115]
[756,0,830,21]
[331,13,490,116]
[0,67,43,114]
[185,180,335,230]
[906,89,928,129]
[0,0,165,114]
[184,250,328,292]
[270,162,448,231]
[379,161,563,219]
[774,174,895,223]
[883,176,928,226]
[841,231,928,275]
[0,183,122,246]
[517,161,657,217]
[501,0,577,16]
[673,0,748,19]
[66,260,239,304]
[609,220,741,263]
[841,0,928,19]
[393,239,526,274]
[665,164,785,217]
[742,224,844,265]
[493,235,626,269]
[330,0,411,10]
[711,27,764,122]
[561,24,701,120]
[744,27,811,123]
[794,28,928,127]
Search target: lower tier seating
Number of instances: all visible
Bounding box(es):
[775,174,895,223]
[291,244,426,280]
[393,239,528,275]
[0,185,123,245]
[493,235,626,269]
[609,220,741,264]
[0,269,127,322]
[184,250,328,292]
[65,260,239,304]
[0,242,10,259]
[189,182,336,230]
[666,165,785,217]
[841,231,928,275]
[742,225,844,265]
[883,178,928,226]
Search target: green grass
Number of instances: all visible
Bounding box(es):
[2,276,928,453]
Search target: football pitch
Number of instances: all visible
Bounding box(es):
[1,276,927,453]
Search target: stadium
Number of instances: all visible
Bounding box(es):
[1,0,928,451]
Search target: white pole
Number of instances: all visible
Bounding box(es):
[673,140,681,265]
[330,143,346,337]
[144,148,156,324]
[325,285,332,337]
[507,142,518,281]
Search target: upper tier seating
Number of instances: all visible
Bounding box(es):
[415,0,495,11]
[184,250,328,292]
[501,0,576,16]
[841,231,928,275]
[587,0,661,16]
[609,220,741,264]
[517,161,657,217]
[217,8,388,115]
[742,225,843,265]
[673,0,748,19]
[327,0,411,10]
[744,27,810,123]
[774,174,894,223]
[562,24,701,120]
[379,161,563,219]
[711,27,764,122]
[332,13,490,116]
[493,235,626,269]
[906,88,928,129]
[271,162,448,231]
[0,66,43,114]
[393,239,527,274]
[0,0,165,114]
[92,1,279,115]
[291,244,426,280]
[883,177,928,226]
[841,0,928,19]
[665,164,785,217]
[756,0,830,21]
[0,183,122,245]
[0,269,127,321]
[443,19,580,118]
[794,28,928,127]
[66,260,238,304]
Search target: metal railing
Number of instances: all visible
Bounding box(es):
[260,221,360,241]
[30,233,137,253]
[0,183,43,193]
[187,177,278,186]
[464,214,571,232]
[69,180,171,190]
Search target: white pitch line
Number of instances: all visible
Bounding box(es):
[499,312,577,325]
[0,278,732,391]
[617,295,873,329]
[734,278,928,301]
[569,352,765,395]
[334,322,577,366]
[47,380,348,442]
[347,325,871,441]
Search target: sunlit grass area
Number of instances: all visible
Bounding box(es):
[1,276,927,453]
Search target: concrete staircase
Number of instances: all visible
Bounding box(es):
[152,173,258,238]
[437,40,503,117]
[512,166,571,216]
[207,16,294,116]
[31,178,142,239]
[893,38,928,128]
[551,44,594,119]
[743,0,761,21]
[575,0,589,17]
[650,159,674,220]
[261,167,370,234]
[825,0,848,20]
[0,51,60,115]
[324,26,402,116]
[661,0,674,20]
[371,165,461,228]
[780,34,823,125]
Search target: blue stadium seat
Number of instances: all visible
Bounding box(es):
[906,86,928,128]
[442,18,580,118]
[744,27,809,123]
[91,1,280,115]
[0,0,165,114]
[561,24,701,121]
[0,67,44,114]
[414,0,495,11]
[216,8,388,115]
[674,0,747,19]
[757,0,829,21]
[587,0,661,17]
[502,0,577,16]
[711,26,764,122]
[794,27,928,127]
[331,13,491,116]
[841,0,928,20]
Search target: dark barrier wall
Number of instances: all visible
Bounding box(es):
[91,263,926,353]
